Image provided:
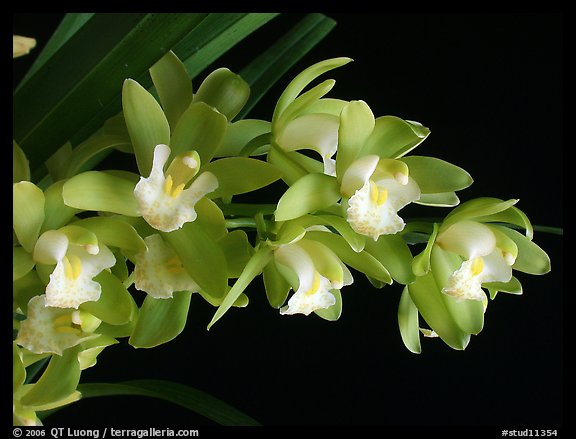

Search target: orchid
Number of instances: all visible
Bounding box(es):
[12,12,559,427]
[134,144,218,232]
[134,233,200,298]
[15,295,100,355]
[33,228,116,309]
[273,235,353,317]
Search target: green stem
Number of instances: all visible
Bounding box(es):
[225,218,257,229]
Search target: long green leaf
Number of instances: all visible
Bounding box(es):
[176,13,279,80]
[237,13,337,120]
[77,380,261,426]
[16,13,94,90]
[14,13,208,175]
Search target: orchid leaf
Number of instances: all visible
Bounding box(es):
[238,13,337,120]
[14,13,207,176]
[78,379,261,426]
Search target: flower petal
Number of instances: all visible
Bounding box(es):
[436,220,496,259]
[16,295,94,355]
[45,245,116,309]
[134,234,200,299]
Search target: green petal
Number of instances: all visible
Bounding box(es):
[20,346,81,408]
[80,270,136,325]
[122,78,171,177]
[411,223,439,277]
[13,247,35,281]
[193,67,250,121]
[149,50,193,131]
[340,154,379,198]
[194,198,227,241]
[272,57,352,125]
[63,132,132,179]
[129,291,192,348]
[267,144,308,186]
[430,247,485,335]
[162,222,228,300]
[274,173,340,221]
[13,140,30,183]
[442,197,518,230]
[202,157,282,199]
[474,205,534,240]
[485,276,523,299]
[62,171,140,216]
[41,180,79,232]
[314,289,342,321]
[208,246,273,329]
[305,231,392,284]
[408,273,470,350]
[301,97,348,117]
[315,214,366,253]
[360,116,430,159]
[416,192,460,207]
[216,119,271,157]
[72,217,147,255]
[495,226,551,275]
[436,221,496,260]
[13,181,45,253]
[398,287,422,354]
[218,230,254,278]
[78,334,119,370]
[274,79,336,132]
[13,271,45,314]
[297,238,346,285]
[365,234,415,285]
[169,101,228,164]
[399,156,473,194]
[336,100,375,180]
[13,343,26,390]
[263,261,291,308]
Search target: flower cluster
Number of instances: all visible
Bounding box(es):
[13,50,550,425]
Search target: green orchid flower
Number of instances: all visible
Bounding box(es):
[434,220,515,302]
[272,88,472,242]
[134,234,200,298]
[400,198,551,352]
[15,295,100,355]
[133,143,218,232]
[33,228,116,309]
[269,57,352,179]
[273,236,353,316]
[341,154,421,240]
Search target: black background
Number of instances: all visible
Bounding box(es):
[13,13,563,430]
